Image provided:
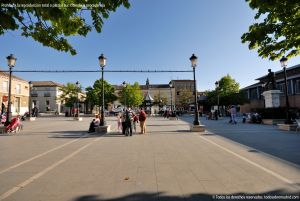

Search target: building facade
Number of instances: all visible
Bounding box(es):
[240,64,300,112]
[0,72,29,115]
[30,81,64,113]
[171,80,195,111]
[111,79,196,112]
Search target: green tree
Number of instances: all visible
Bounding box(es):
[206,75,248,107]
[153,94,168,106]
[0,1,130,55]
[59,82,81,113]
[119,82,144,108]
[241,0,300,60]
[178,89,193,107]
[85,78,117,111]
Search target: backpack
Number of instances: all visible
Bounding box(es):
[133,114,138,122]
[125,111,132,122]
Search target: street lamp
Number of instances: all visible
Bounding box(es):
[5,54,16,126]
[169,81,173,112]
[280,56,292,124]
[98,53,106,126]
[76,81,80,118]
[190,53,200,126]
[29,81,33,117]
[215,81,220,118]
[122,81,127,109]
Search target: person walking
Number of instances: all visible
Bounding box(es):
[139,108,147,134]
[132,112,139,133]
[230,105,237,124]
[117,113,122,133]
[123,109,133,136]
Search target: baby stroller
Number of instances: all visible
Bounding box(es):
[5,117,22,133]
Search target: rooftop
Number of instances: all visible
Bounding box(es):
[32,81,63,87]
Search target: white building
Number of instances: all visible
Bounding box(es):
[30,81,63,113]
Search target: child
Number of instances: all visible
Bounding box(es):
[117,113,122,132]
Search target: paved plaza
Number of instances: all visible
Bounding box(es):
[0,115,299,201]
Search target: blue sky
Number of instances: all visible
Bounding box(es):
[0,0,299,91]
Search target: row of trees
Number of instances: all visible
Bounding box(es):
[59,74,248,114]
[58,79,145,113]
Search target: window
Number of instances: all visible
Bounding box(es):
[277,81,292,95]
[294,79,300,94]
[44,92,51,97]
[46,100,50,111]
[249,88,258,99]
[2,81,8,92]
[31,92,38,97]
[16,84,21,94]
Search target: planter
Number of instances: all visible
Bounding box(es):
[262,119,285,125]
[95,125,111,134]
[28,117,36,121]
[277,124,297,131]
[73,117,83,121]
[190,124,205,132]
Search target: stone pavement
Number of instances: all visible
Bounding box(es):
[0,116,299,201]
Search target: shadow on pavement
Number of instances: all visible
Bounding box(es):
[72,190,300,201]
[179,115,300,167]
[147,124,188,127]
[48,130,103,138]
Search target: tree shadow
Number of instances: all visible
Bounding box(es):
[48,130,104,138]
[72,189,300,201]
[179,116,300,167]
[147,124,188,127]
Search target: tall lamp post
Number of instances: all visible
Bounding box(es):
[98,54,107,126]
[76,81,80,118]
[28,81,33,117]
[279,56,292,124]
[190,54,200,126]
[215,81,220,117]
[122,81,127,109]
[169,81,173,112]
[5,54,17,126]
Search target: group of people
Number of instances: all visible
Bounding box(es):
[117,108,147,136]
[88,108,147,136]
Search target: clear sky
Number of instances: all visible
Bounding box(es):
[0,0,299,91]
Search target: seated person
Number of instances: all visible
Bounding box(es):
[94,114,100,127]
[88,119,96,133]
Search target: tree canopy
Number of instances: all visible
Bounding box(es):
[0,1,130,55]
[59,82,81,108]
[119,82,144,108]
[205,75,248,107]
[178,89,193,107]
[85,78,117,110]
[241,0,300,60]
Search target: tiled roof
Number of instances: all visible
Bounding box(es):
[172,80,193,82]
[241,82,262,90]
[256,63,300,80]
[31,81,63,87]
[113,84,170,90]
